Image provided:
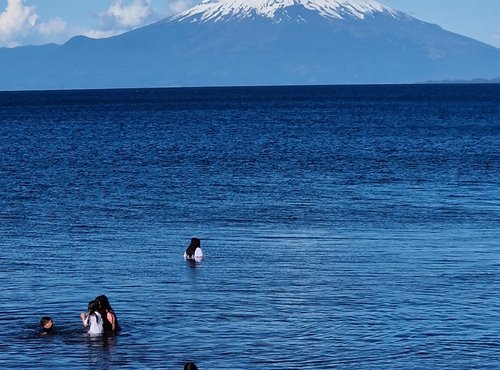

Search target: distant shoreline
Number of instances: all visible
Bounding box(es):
[1,80,499,94]
[422,77,500,84]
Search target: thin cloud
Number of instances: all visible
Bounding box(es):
[84,0,160,39]
[100,0,155,30]
[83,29,123,40]
[167,0,197,14]
[38,17,67,37]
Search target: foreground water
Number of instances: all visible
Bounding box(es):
[0,84,499,369]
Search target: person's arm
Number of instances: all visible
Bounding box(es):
[80,312,89,327]
[195,247,203,259]
[107,312,117,331]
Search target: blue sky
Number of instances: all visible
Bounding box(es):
[1,0,499,48]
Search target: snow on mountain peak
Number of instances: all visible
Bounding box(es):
[173,0,397,23]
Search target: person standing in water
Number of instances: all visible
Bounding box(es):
[96,294,119,333]
[184,237,203,262]
[80,300,104,335]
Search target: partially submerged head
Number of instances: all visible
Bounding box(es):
[40,316,54,331]
[184,362,198,370]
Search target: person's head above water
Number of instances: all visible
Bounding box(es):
[95,294,113,311]
[88,300,100,314]
[185,237,201,258]
[184,362,198,370]
[40,316,54,331]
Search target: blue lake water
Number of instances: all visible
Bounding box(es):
[0,84,499,369]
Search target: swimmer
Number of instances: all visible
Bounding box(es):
[40,316,54,334]
[184,362,198,370]
[80,300,104,335]
[184,237,203,262]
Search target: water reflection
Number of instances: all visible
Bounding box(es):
[185,259,202,269]
[81,333,117,369]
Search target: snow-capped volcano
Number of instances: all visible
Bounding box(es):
[1,0,500,90]
[173,0,398,23]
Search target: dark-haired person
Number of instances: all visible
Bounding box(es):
[96,294,119,332]
[183,237,203,262]
[184,361,198,370]
[80,300,104,335]
[39,316,54,334]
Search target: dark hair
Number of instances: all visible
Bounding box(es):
[40,316,52,326]
[184,362,198,370]
[96,295,113,311]
[88,300,99,316]
[96,294,118,332]
[185,237,201,258]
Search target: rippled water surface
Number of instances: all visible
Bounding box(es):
[0,85,499,369]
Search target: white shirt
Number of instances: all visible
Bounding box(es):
[184,247,203,262]
[83,312,104,335]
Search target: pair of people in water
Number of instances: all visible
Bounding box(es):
[80,294,118,335]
